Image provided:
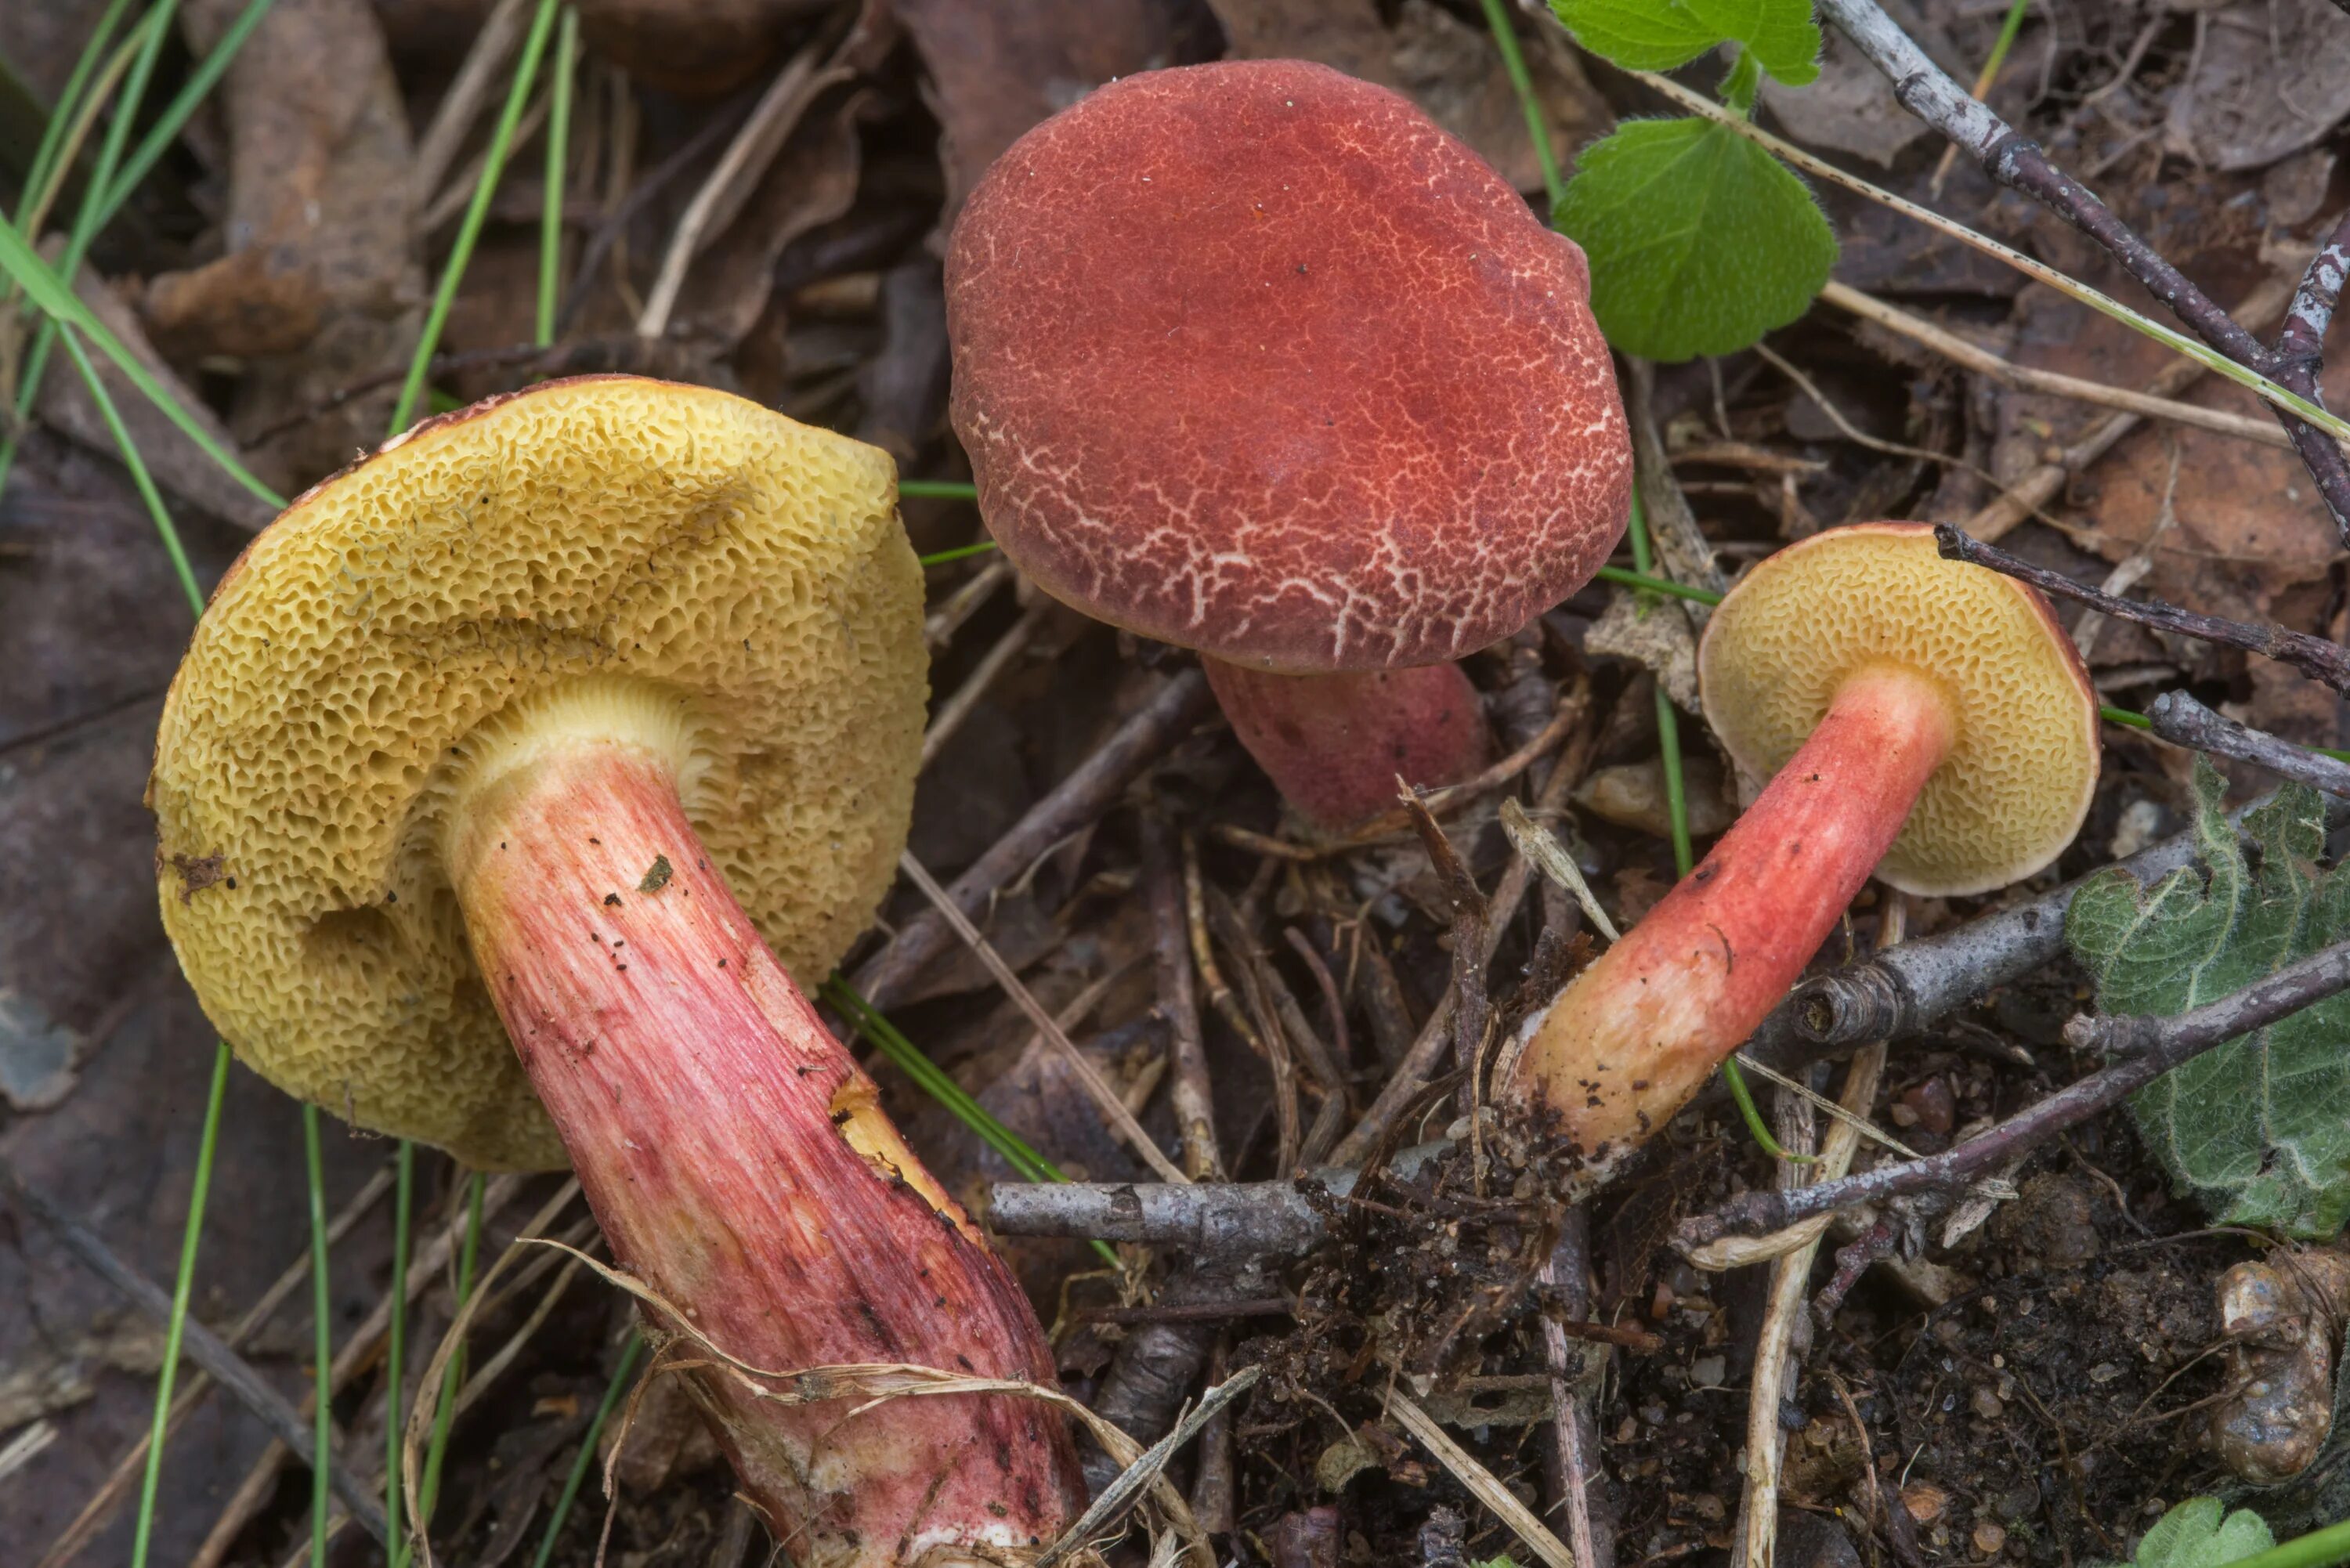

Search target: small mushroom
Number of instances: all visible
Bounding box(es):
[150,377,1080,1563]
[1504,524,2099,1180]
[943,59,1630,829]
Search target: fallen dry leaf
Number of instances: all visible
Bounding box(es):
[895,0,1216,217]
[575,0,831,97]
[140,0,421,490]
[2166,0,2350,172]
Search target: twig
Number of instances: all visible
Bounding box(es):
[1773,786,2348,1054]
[1737,903,1900,1568]
[1188,1335,1237,1537]
[1819,0,2350,536]
[851,668,1213,1009]
[1042,1369,1259,1568]
[1285,927,1356,1088]
[920,600,1047,767]
[554,91,757,338]
[2278,208,2350,378]
[989,1174,1339,1255]
[1145,815,1224,1182]
[923,556,1011,649]
[898,851,1190,1184]
[1390,1390,1576,1568]
[1539,1209,1611,1568]
[34,1165,393,1568]
[1935,524,2350,695]
[1184,832,1268,1057]
[1683,935,2350,1245]
[1823,281,2293,449]
[1079,1299,1292,1326]
[1330,705,1597,1166]
[2147,691,2350,798]
[0,1161,390,1547]
[1402,789,1491,1084]
[409,0,529,206]
[1080,1260,1269,1499]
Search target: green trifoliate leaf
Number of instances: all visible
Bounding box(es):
[1549,0,1821,86]
[1552,117,1836,362]
[2118,1498,2275,1568]
[2067,760,2350,1237]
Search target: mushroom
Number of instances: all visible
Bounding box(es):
[1503,524,2100,1180]
[148,377,1081,1563]
[942,59,1630,829]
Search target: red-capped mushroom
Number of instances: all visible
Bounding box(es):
[1503,525,2102,1182]
[944,58,1630,828]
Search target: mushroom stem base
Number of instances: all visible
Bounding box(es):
[1203,656,1491,829]
[447,736,1079,1566]
[1506,661,1956,1183]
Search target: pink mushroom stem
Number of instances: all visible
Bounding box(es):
[1202,658,1492,829]
[1509,662,1956,1171]
[446,739,1080,1563]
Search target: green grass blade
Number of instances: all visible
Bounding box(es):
[537,5,577,349]
[1478,0,1563,208]
[302,1104,333,1567]
[916,540,996,566]
[128,1040,231,1568]
[10,0,137,230]
[400,1172,486,1568]
[389,0,562,434]
[2222,1512,2350,1568]
[384,1141,414,1559]
[99,0,277,220]
[822,978,1120,1266]
[0,219,284,508]
[899,479,979,500]
[1593,563,1720,605]
[56,321,203,613]
[529,1333,644,1568]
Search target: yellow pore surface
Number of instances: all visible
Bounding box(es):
[1696,523,2099,898]
[149,378,926,1169]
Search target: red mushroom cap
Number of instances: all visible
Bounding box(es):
[944,59,1631,674]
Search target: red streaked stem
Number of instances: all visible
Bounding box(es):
[1507,662,1956,1179]
[446,741,1080,1565]
[1203,656,1492,829]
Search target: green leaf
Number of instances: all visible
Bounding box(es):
[2067,760,2350,1237]
[2128,1499,2276,1568]
[1553,117,1836,362]
[1549,0,1820,85]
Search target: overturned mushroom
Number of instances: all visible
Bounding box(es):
[149,377,1081,1564]
[944,58,1629,829]
[1504,524,2100,1183]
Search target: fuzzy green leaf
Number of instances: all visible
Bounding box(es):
[2067,761,2350,1237]
[1549,0,1820,85]
[2128,1499,2275,1568]
[1553,117,1835,362]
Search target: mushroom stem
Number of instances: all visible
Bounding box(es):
[443,710,1079,1563]
[1202,657,1492,829]
[1506,662,1957,1179]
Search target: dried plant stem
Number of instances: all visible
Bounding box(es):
[1935,525,2350,694]
[0,1158,391,1547]
[898,851,1190,1184]
[1823,281,2290,448]
[852,669,1213,1010]
[921,600,1047,766]
[1147,816,1224,1180]
[1684,936,2350,1246]
[1816,0,2350,533]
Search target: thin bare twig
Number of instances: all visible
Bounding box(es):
[920,600,1047,767]
[1934,524,2350,695]
[1820,0,2350,536]
[1684,936,2350,1246]
[0,1161,390,1547]
[1146,815,1224,1182]
[2147,691,2350,798]
[851,668,1213,1010]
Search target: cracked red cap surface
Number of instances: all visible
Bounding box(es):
[945,58,1631,674]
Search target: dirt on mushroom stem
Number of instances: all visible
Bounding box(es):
[443,688,1081,1565]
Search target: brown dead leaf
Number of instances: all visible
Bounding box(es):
[1994,280,2348,623]
[1758,21,1933,168]
[663,86,871,350]
[32,255,273,530]
[1212,0,1604,193]
[895,0,1217,217]
[139,0,421,490]
[2167,0,2350,173]
[575,0,831,97]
